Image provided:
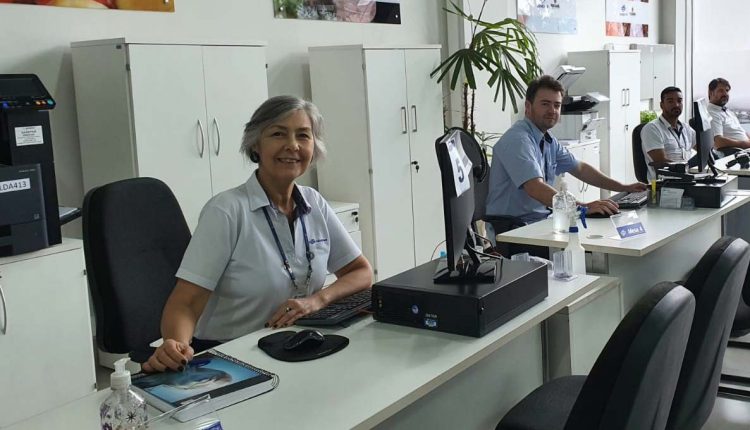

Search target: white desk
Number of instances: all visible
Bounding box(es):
[497,195,750,311]
[8,275,617,430]
[714,156,750,245]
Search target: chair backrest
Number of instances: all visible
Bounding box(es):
[565,282,695,430]
[667,236,750,430]
[82,177,191,357]
[632,122,648,183]
[731,262,750,337]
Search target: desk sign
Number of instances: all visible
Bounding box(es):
[611,211,646,239]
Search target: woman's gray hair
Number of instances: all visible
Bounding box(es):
[240,95,326,163]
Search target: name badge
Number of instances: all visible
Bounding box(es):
[611,211,646,239]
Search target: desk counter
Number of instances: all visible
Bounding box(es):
[8,275,617,430]
[497,195,750,311]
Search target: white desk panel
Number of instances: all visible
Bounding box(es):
[8,275,616,430]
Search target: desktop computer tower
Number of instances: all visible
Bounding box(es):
[372,259,548,337]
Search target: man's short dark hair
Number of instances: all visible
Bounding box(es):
[525,75,565,102]
[709,78,731,92]
[660,86,682,102]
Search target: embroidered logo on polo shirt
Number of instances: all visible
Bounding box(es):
[309,238,329,245]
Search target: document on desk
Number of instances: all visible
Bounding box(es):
[659,187,684,209]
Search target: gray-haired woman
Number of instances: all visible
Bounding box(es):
[144,96,373,373]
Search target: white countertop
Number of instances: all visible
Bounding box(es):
[497,195,750,257]
[8,275,616,430]
[0,238,82,266]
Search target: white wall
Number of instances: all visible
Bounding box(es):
[0,0,444,235]
[693,0,750,108]
[450,0,660,135]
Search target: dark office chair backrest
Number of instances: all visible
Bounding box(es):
[82,177,191,361]
[564,281,695,430]
[632,122,648,183]
[731,266,750,337]
[666,236,750,430]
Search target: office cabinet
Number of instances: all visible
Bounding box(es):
[0,240,96,427]
[71,39,268,229]
[631,44,675,105]
[568,50,641,189]
[566,140,601,203]
[324,201,362,286]
[309,45,444,280]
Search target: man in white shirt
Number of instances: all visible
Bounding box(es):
[707,78,750,151]
[641,86,696,180]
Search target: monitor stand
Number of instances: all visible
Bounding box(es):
[433,245,497,284]
[696,162,726,184]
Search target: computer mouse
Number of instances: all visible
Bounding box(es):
[282,329,325,351]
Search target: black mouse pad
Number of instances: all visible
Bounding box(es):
[258,331,349,362]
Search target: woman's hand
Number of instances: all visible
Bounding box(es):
[142,339,194,373]
[266,295,327,329]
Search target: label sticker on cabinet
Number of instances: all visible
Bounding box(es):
[15,126,44,146]
[0,178,31,193]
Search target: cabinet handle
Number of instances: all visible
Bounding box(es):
[625,88,630,106]
[0,278,7,335]
[622,89,627,107]
[400,107,408,134]
[197,119,206,158]
[212,118,221,156]
[411,105,418,132]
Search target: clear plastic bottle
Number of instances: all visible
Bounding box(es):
[552,178,577,234]
[565,225,587,275]
[100,358,147,430]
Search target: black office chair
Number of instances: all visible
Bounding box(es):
[666,236,750,430]
[731,270,750,338]
[632,122,648,183]
[82,177,191,363]
[496,281,695,430]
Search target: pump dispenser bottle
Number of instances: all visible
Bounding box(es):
[100,358,147,430]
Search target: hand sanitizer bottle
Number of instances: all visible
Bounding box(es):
[552,176,577,234]
[100,358,147,430]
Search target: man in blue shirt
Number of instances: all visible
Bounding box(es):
[486,75,647,225]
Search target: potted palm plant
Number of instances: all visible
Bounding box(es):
[431,1,543,136]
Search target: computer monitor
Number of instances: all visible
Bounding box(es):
[692,98,719,176]
[433,130,496,284]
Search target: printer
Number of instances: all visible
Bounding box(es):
[0,74,61,256]
[551,65,608,143]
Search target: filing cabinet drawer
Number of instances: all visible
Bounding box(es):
[336,208,359,233]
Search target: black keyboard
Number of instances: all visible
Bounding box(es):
[611,190,649,209]
[295,289,372,326]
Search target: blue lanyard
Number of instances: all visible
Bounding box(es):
[262,206,314,298]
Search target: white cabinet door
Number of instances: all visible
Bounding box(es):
[608,53,633,182]
[653,45,674,103]
[566,145,586,201]
[622,54,641,183]
[128,44,213,229]
[582,142,601,202]
[640,47,655,102]
[405,49,445,266]
[364,49,415,280]
[203,46,268,195]
[0,249,95,427]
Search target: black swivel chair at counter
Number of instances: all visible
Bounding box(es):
[82,177,191,363]
[631,123,649,183]
[667,236,750,430]
[496,282,695,430]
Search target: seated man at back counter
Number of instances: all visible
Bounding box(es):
[486,76,647,233]
[640,86,695,181]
